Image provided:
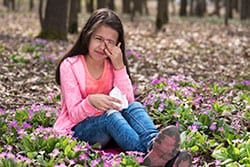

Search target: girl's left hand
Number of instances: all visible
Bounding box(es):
[104,42,125,70]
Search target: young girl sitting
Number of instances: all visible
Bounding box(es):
[53,8,192,167]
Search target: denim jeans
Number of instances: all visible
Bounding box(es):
[72,102,159,153]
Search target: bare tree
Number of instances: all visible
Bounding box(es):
[97,0,106,9]
[86,0,94,13]
[179,0,188,16]
[195,0,206,17]
[131,0,148,21]
[239,0,250,20]
[68,0,80,34]
[29,0,34,11]
[4,0,16,11]
[156,0,169,30]
[108,0,115,10]
[38,0,70,40]
[122,0,131,13]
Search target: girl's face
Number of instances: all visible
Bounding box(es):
[88,25,118,61]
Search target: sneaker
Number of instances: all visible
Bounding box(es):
[165,150,192,167]
[142,125,180,167]
[172,150,192,167]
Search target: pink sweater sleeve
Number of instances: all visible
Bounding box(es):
[113,67,135,103]
[60,60,102,124]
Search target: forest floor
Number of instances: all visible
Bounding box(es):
[0,9,249,111]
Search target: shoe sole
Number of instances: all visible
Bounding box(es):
[172,150,192,167]
[142,125,180,167]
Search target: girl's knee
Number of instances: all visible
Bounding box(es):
[106,111,123,120]
[128,101,145,109]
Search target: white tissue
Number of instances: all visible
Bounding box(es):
[107,87,128,115]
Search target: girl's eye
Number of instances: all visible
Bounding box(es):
[95,37,103,41]
[107,40,116,45]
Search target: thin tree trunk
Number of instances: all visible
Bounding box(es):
[225,0,229,25]
[122,0,131,13]
[156,0,169,31]
[38,0,70,40]
[179,0,187,16]
[97,0,106,9]
[39,0,45,30]
[29,0,34,11]
[86,0,94,13]
[68,0,78,34]
[214,0,220,16]
[108,0,115,10]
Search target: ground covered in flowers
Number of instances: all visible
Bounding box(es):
[0,7,249,167]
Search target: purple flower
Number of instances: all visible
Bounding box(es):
[17,129,27,138]
[50,148,60,157]
[209,122,217,131]
[73,144,83,152]
[90,158,101,167]
[215,160,221,166]
[79,153,88,160]
[190,123,199,132]
[34,38,47,45]
[6,145,13,151]
[175,121,179,129]
[151,78,160,85]
[158,103,164,112]
[136,157,144,163]
[22,122,32,129]
[218,126,224,131]
[9,120,18,128]
[0,108,5,115]
[241,80,250,86]
[126,49,141,59]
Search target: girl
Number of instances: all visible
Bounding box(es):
[53,8,191,167]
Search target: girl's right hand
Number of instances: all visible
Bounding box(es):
[88,94,122,111]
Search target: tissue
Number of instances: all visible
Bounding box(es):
[107,87,128,115]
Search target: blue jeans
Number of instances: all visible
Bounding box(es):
[72,102,158,153]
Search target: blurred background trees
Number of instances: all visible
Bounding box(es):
[2,0,249,40]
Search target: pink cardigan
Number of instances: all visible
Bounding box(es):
[53,55,135,134]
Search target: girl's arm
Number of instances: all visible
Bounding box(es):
[113,67,135,103]
[60,60,103,124]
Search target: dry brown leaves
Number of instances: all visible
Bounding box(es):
[0,11,249,110]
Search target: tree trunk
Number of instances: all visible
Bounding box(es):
[11,0,15,11]
[3,0,8,7]
[108,0,115,10]
[38,0,70,40]
[156,0,169,31]
[122,0,131,13]
[214,0,221,16]
[239,0,250,20]
[190,0,194,16]
[179,0,187,16]
[86,0,94,13]
[29,0,34,11]
[97,0,106,9]
[39,0,45,30]
[195,0,206,17]
[131,0,143,21]
[227,0,233,18]
[68,0,78,34]
[225,0,229,25]
[133,0,143,15]
[6,0,16,11]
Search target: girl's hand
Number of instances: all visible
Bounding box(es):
[104,42,125,70]
[88,94,122,111]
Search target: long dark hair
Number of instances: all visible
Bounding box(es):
[55,8,131,85]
